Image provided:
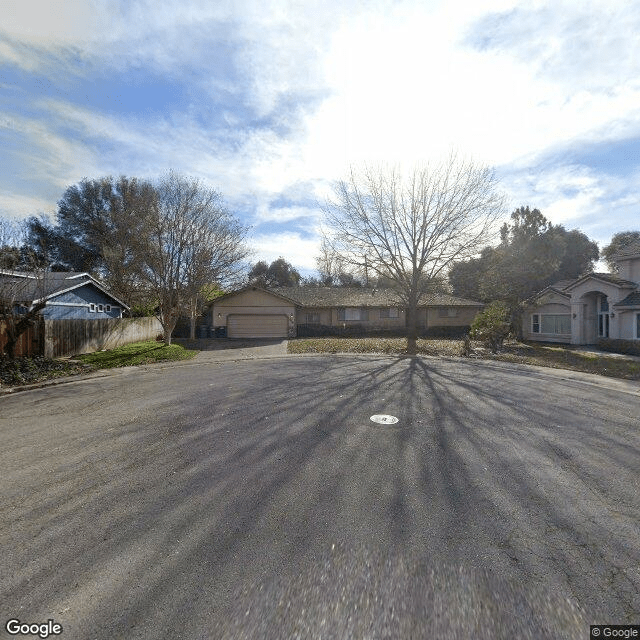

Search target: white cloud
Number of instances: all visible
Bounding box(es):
[249,231,321,271]
[34,99,279,200]
[0,108,101,191]
[2,0,640,254]
[254,204,322,224]
[0,192,56,218]
[293,0,640,179]
[0,0,98,46]
[501,161,640,247]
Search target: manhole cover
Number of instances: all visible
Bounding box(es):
[370,414,399,424]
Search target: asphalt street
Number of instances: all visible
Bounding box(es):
[1,356,639,639]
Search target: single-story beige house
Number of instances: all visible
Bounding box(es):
[209,286,484,338]
[522,243,640,344]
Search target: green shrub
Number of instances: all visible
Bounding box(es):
[597,338,640,357]
[469,301,511,353]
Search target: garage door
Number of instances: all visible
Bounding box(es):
[227,314,288,338]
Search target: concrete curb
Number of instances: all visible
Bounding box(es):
[2,350,639,397]
[0,369,120,395]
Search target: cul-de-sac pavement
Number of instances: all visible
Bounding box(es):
[1,353,639,639]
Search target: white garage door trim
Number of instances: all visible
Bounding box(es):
[227,314,289,338]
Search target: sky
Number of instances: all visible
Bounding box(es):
[1,0,639,277]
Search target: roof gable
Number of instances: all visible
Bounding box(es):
[529,285,571,303]
[563,272,637,291]
[213,286,299,306]
[0,271,129,310]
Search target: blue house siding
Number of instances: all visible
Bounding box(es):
[42,284,123,319]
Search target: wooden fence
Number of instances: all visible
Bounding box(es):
[0,319,44,357]
[43,317,163,358]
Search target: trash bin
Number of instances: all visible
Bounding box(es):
[215,326,227,338]
[198,325,208,338]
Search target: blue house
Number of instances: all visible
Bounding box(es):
[0,271,129,319]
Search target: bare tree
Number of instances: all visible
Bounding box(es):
[315,237,340,285]
[143,172,250,344]
[0,216,26,269]
[0,216,25,246]
[323,155,505,353]
[315,236,367,286]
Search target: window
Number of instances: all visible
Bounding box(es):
[305,313,321,324]
[636,313,640,339]
[98,304,104,312]
[89,303,96,313]
[598,295,610,338]
[380,308,399,319]
[532,314,539,333]
[540,314,571,335]
[106,305,111,312]
[438,307,458,318]
[337,308,367,321]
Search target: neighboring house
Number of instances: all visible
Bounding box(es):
[209,286,484,338]
[0,270,129,319]
[523,242,640,344]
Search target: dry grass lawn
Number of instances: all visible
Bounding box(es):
[288,337,640,380]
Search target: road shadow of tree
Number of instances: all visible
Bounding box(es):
[2,355,638,638]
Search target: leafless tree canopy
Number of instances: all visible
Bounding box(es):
[144,172,250,343]
[323,155,505,352]
[0,216,25,247]
[0,217,27,270]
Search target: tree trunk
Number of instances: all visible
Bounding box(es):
[406,294,418,355]
[189,296,197,340]
[159,307,178,346]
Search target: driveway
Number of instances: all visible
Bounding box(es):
[173,337,289,361]
[1,356,639,639]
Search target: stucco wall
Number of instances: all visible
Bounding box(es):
[426,306,480,328]
[522,301,572,343]
[566,280,632,343]
[211,290,295,328]
[567,280,628,305]
[617,309,640,340]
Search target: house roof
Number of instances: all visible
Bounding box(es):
[548,279,577,292]
[528,280,575,301]
[614,291,640,308]
[562,272,637,291]
[270,286,484,308]
[211,285,301,305]
[0,270,130,309]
